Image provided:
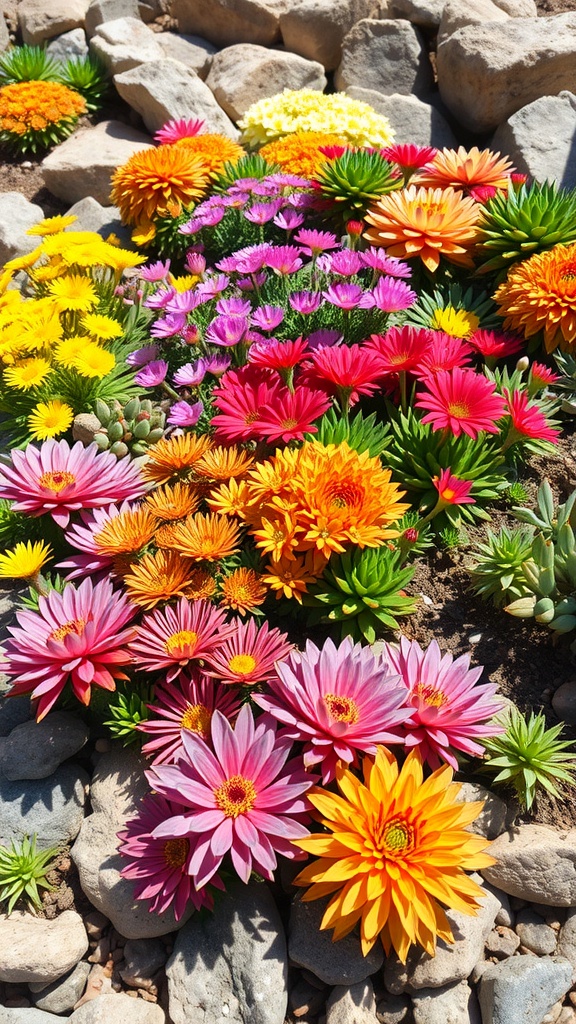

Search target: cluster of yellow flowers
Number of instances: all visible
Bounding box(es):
[238,89,395,149]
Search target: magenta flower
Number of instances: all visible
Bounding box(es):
[211,365,283,441]
[257,388,331,442]
[274,209,305,231]
[204,618,292,686]
[359,248,412,278]
[0,439,146,527]
[302,343,384,406]
[196,274,229,299]
[414,333,474,377]
[265,245,303,275]
[432,468,475,506]
[322,283,374,310]
[118,792,223,919]
[135,359,169,387]
[185,251,206,275]
[382,637,505,769]
[154,117,205,144]
[254,637,412,783]
[205,315,249,348]
[370,275,417,312]
[324,250,362,276]
[2,577,136,720]
[216,297,252,318]
[244,200,284,224]
[289,291,322,315]
[150,314,186,339]
[205,352,231,376]
[251,305,285,332]
[248,336,309,372]
[218,243,271,275]
[129,599,236,681]
[144,286,176,310]
[139,259,171,282]
[307,328,342,350]
[167,400,204,427]
[126,344,160,368]
[415,368,507,439]
[147,704,315,886]
[173,358,207,387]
[165,290,205,315]
[294,228,339,255]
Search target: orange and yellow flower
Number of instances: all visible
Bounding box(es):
[175,133,246,176]
[144,481,201,521]
[143,433,214,485]
[93,506,158,557]
[261,552,321,604]
[0,81,86,153]
[219,567,267,615]
[194,446,254,481]
[122,549,197,609]
[161,513,242,562]
[260,131,348,179]
[413,147,514,193]
[493,241,576,353]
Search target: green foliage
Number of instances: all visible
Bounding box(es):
[391,511,434,559]
[93,396,166,458]
[438,526,463,550]
[304,545,417,643]
[58,54,109,112]
[505,481,529,506]
[104,682,152,745]
[18,573,68,611]
[0,835,58,914]
[512,478,576,539]
[306,407,391,458]
[317,149,401,223]
[154,205,199,260]
[214,153,280,191]
[0,44,61,83]
[0,498,36,550]
[551,349,576,415]
[482,707,576,809]
[476,182,576,276]
[469,525,534,608]
[406,282,501,333]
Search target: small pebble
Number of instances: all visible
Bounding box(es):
[485,926,521,959]
[469,632,482,643]
[84,910,109,940]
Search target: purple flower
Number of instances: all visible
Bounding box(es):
[307,329,343,350]
[295,228,339,255]
[196,275,230,299]
[265,245,303,275]
[135,360,168,387]
[185,252,207,275]
[217,243,272,275]
[244,200,284,225]
[237,272,267,291]
[221,193,250,208]
[167,400,204,427]
[370,276,417,313]
[359,248,412,278]
[216,297,252,318]
[205,315,249,347]
[150,313,187,338]
[145,287,176,310]
[251,305,284,331]
[126,344,160,368]
[165,290,205,315]
[231,177,260,190]
[139,259,171,282]
[179,217,205,235]
[327,250,362,276]
[198,207,225,227]
[173,358,207,387]
[251,180,280,197]
[204,353,231,376]
[289,291,322,315]
[273,209,305,232]
[267,172,312,188]
[322,283,374,310]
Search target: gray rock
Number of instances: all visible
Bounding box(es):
[289,893,383,986]
[0,910,89,984]
[30,961,92,1014]
[89,744,151,824]
[335,19,433,98]
[486,885,513,929]
[0,763,89,850]
[120,938,168,988]
[64,197,132,246]
[515,909,557,956]
[412,979,480,1024]
[493,94,576,191]
[41,120,153,206]
[0,1011,68,1023]
[558,908,576,983]
[85,0,141,37]
[18,0,90,45]
[437,0,511,46]
[90,17,165,74]
[384,882,500,992]
[171,0,287,47]
[114,60,239,138]
[206,43,326,122]
[68,993,165,1023]
[166,880,287,1024]
[478,956,573,1024]
[0,694,32,737]
[0,193,44,265]
[156,32,217,80]
[551,679,576,725]
[390,0,445,28]
[0,13,9,52]
[46,28,89,59]
[344,88,457,148]
[457,783,508,840]
[437,13,576,134]
[376,992,412,1024]
[279,0,392,73]
[482,826,576,906]
[325,979,377,1024]
[484,926,520,959]
[0,712,88,781]
[492,0,536,12]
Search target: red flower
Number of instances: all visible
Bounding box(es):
[468,329,524,361]
[381,144,438,172]
[415,368,506,439]
[503,389,560,444]
[414,332,473,377]
[302,343,385,404]
[257,388,331,442]
[211,365,283,442]
[367,325,430,375]
[529,362,560,392]
[248,336,309,371]
[433,468,475,506]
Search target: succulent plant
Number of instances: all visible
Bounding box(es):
[0,835,58,914]
[475,182,576,276]
[0,44,61,83]
[214,152,279,191]
[92,397,166,458]
[317,149,402,223]
[104,681,152,746]
[469,524,534,608]
[58,53,109,112]
[306,407,391,458]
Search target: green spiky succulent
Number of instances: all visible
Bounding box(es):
[476,182,576,275]
[469,525,534,608]
[406,281,501,333]
[92,397,166,459]
[58,54,109,112]
[318,149,402,223]
[0,44,61,83]
[0,835,58,914]
[306,408,391,458]
[304,545,417,643]
[104,682,152,746]
[551,349,576,415]
[482,707,576,809]
[214,153,280,191]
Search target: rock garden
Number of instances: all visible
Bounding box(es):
[2,1,576,1023]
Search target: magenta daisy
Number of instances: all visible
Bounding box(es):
[254,637,411,783]
[0,439,147,528]
[204,618,293,686]
[303,343,385,406]
[432,468,475,506]
[367,325,430,375]
[138,671,241,765]
[467,329,524,361]
[294,228,339,255]
[382,637,505,769]
[211,365,283,442]
[529,362,560,393]
[370,275,417,312]
[118,792,223,919]
[502,388,560,445]
[146,704,315,886]
[256,388,331,442]
[129,599,236,681]
[415,368,506,439]
[154,117,205,144]
[2,577,136,720]
[414,333,474,377]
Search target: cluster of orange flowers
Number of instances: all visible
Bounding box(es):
[0,80,86,145]
[260,131,347,179]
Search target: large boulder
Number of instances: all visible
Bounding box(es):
[437,13,576,134]
[0,910,89,984]
[156,33,217,80]
[89,17,165,74]
[206,44,326,122]
[18,0,90,44]
[493,92,576,190]
[279,0,392,72]
[478,956,573,1024]
[344,87,457,148]
[85,0,141,37]
[482,825,576,906]
[69,993,166,1023]
[289,893,384,985]
[41,120,153,206]
[171,0,288,47]
[335,19,434,98]
[0,763,89,850]
[0,712,88,781]
[437,0,510,45]
[0,194,44,265]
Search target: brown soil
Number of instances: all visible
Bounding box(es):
[536,0,576,12]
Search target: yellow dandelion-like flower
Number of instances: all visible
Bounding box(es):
[260,131,347,179]
[3,357,52,390]
[27,214,78,236]
[54,335,90,367]
[2,247,43,273]
[171,275,199,292]
[49,274,98,312]
[70,343,116,378]
[28,400,74,440]
[239,89,394,149]
[430,306,480,339]
[0,540,52,579]
[494,241,576,353]
[80,312,124,341]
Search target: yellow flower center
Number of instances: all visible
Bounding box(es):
[382,817,414,855]
[228,653,257,675]
[48,618,86,642]
[214,774,257,817]
[440,487,455,502]
[413,682,448,707]
[447,402,470,418]
[163,837,189,868]
[39,470,75,493]
[324,693,359,724]
[164,629,198,657]
[180,702,211,736]
[280,418,299,430]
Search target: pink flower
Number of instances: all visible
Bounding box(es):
[289,291,322,315]
[382,637,505,769]
[154,117,205,144]
[414,333,473,377]
[173,358,207,387]
[294,228,339,255]
[251,305,284,332]
[432,468,475,506]
[367,325,429,375]
[358,248,412,277]
[381,143,438,171]
[126,344,160,368]
[254,637,412,783]
[146,704,315,886]
[118,792,223,919]
[2,578,136,720]
[529,362,560,393]
[211,365,283,441]
[0,440,146,528]
[415,368,506,439]
[129,599,236,681]
[134,359,169,387]
[303,343,385,405]
[139,259,171,282]
[205,315,249,348]
[256,387,331,442]
[204,618,293,686]
[369,275,417,312]
[322,283,373,310]
[167,400,204,427]
[467,329,524,361]
[503,389,560,444]
[265,245,303,275]
[58,501,137,580]
[249,336,309,372]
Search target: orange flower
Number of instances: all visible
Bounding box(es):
[194,446,254,481]
[493,242,576,353]
[184,567,218,601]
[110,145,211,238]
[144,481,201,520]
[207,478,253,519]
[261,552,321,604]
[364,186,481,273]
[259,131,348,178]
[122,550,196,609]
[143,434,214,485]
[413,147,514,193]
[161,513,242,562]
[176,133,246,175]
[0,81,86,154]
[251,511,302,562]
[93,507,158,556]
[219,567,267,615]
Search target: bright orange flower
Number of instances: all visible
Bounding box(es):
[176,133,246,175]
[184,567,218,601]
[261,552,321,604]
[144,481,201,520]
[110,144,211,238]
[143,434,214,485]
[251,511,303,562]
[0,81,86,153]
[194,446,254,480]
[122,550,196,609]
[219,567,267,615]
[93,507,158,556]
[493,241,576,353]
[260,131,348,178]
[161,513,242,562]
[413,147,514,193]
[207,478,253,519]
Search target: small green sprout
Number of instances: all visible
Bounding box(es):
[0,835,58,914]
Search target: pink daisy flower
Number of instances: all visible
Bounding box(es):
[503,389,560,445]
[529,362,560,393]
[248,336,309,372]
[0,440,147,528]
[294,228,339,255]
[358,248,412,278]
[2,577,136,720]
[204,618,293,686]
[256,388,331,442]
[147,704,315,887]
[414,332,474,377]
[302,343,385,406]
[381,143,438,172]
[370,275,417,312]
[211,365,283,442]
[254,637,412,783]
[415,367,506,439]
[129,599,236,682]
[154,117,205,144]
[432,468,475,506]
[367,325,430,375]
[382,637,505,769]
[467,329,524,361]
[118,792,223,919]
[138,671,241,765]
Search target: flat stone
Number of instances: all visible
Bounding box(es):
[114,60,238,138]
[46,28,89,59]
[515,909,557,956]
[478,956,573,1024]
[120,938,168,988]
[376,992,412,1024]
[390,0,445,28]
[68,993,165,1023]
[41,120,153,206]
[64,197,132,246]
[0,712,88,781]
[166,880,287,1024]
[289,893,383,986]
[89,744,152,824]
[550,679,576,726]
[345,87,457,149]
[18,0,89,44]
[90,17,165,74]
[457,783,508,840]
[0,763,89,850]
[482,826,576,907]
[0,910,88,984]
[412,979,481,1024]
[437,0,511,46]
[171,0,288,47]
[0,193,44,265]
[30,961,92,1014]
[335,19,433,97]
[484,926,520,959]
[1,1011,68,1023]
[206,43,326,122]
[156,32,217,80]
[493,93,576,191]
[85,0,141,37]
[492,0,536,12]
[437,13,576,134]
[279,0,392,72]
[326,979,377,1024]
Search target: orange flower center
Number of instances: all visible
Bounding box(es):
[440,487,456,502]
[561,261,576,281]
[214,774,257,817]
[228,653,257,675]
[280,417,299,430]
[180,702,211,736]
[163,837,189,868]
[164,629,198,657]
[324,693,359,724]
[39,470,75,493]
[48,618,86,642]
[447,401,470,418]
[413,682,448,708]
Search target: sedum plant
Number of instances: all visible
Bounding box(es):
[482,707,576,809]
[469,525,534,608]
[92,397,167,458]
[0,835,58,913]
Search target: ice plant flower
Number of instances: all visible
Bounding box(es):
[254,637,412,783]
[432,469,475,507]
[219,567,267,615]
[502,389,560,447]
[256,388,332,442]
[0,540,52,580]
[28,400,74,441]
[413,147,514,194]
[467,329,524,362]
[167,400,204,427]
[204,618,292,686]
[239,89,394,148]
[493,242,576,353]
[147,704,315,886]
[382,637,505,768]
[415,368,506,439]
[294,747,495,960]
[367,326,430,375]
[134,360,168,388]
[154,117,205,144]
[0,439,147,528]
[128,599,236,681]
[304,343,385,407]
[2,578,136,720]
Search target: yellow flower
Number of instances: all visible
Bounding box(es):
[54,335,90,367]
[0,540,52,579]
[494,241,576,353]
[3,357,52,389]
[239,89,394,149]
[28,400,74,440]
[49,274,98,312]
[2,246,43,273]
[70,343,116,378]
[431,306,480,339]
[81,312,124,340]
[171,275,199,292]
[27,214,78,236]
[294,747,494,962]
